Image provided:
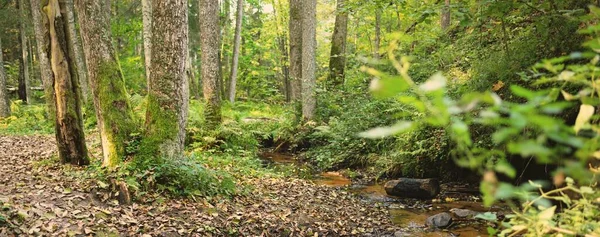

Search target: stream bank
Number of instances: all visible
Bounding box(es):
[260,151,507,237]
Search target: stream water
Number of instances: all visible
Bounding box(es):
[260,152,501,237]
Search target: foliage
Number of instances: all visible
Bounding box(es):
[0,101,52,135]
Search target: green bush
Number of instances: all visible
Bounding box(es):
[0,101,53,135]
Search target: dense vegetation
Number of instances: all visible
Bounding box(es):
[1,0,599,236]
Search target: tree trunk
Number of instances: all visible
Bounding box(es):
[75,0,136,167]
[142,0,152,91]
[274,0,290,102]
[44,0,89,166]
[0,38,10,118]
[30,0,56,120]
[188,51,200,99]
[301,0,316,120]
[328,0,348,88]
[289,0,303,103]
[374,8,381,60]
[228,0,243,103]
[19,0,31,104]
[64,0,89,102]
[441,0,451,30]
[142,0,189,159]
[220,0,231,98]
[200,0,222,128]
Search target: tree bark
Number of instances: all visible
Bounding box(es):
[64,0,89,102]
[187,51,200,99]
[75,0,136,167]
[289,0,303,103]
[19,0,31,104]
[373,8,381,60]
[441,0,451,31]
[228,0,243,103]
[328,0,348,88]
[142,0,189,159]
[0,38,10,118]
[30,0,56,120]
[44,0,89,166]
[200,0,222,128]
[274,0,291,102]
[142,0,152,91]
[301,0,316,120]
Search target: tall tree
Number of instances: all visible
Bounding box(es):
[200,0,222,127]
[18,0,31,104]
[289,0,302,102]
[75,0,136,167]
[64,0,89,101]
[0,37,10,118]
[228,0,244,103]
[142,0,152,89]
[30,0,56,119]
[328,0,348,87]
[373,8,381,59]
[441,0,450,30]
[43,0,89,165]
[301,0,316,120]
[142,0,189,159]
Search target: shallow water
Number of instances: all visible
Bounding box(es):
[259,152,495,236]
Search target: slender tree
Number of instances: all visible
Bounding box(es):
[30,0,56,119]
[228,0,244,103]
[142,0,189,159]
[0,37,10,118]
[43,0,89,165]
[301,0,316,120]
[441,0,451,30]
[142,0,152,89]
[64,0,89,101]
[18,0,31,104]
[328,0,348,87]
[373,8,381,60]
[289,0,303,102]
[75,0,136,167]
[200,0,222,127]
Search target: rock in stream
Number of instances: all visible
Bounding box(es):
[384,178,440,199]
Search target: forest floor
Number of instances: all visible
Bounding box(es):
[0,135,401,236]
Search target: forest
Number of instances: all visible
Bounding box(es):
[1,0,600,236]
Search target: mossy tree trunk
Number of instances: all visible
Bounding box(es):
[142,0,189,159]
[18,0,31,104]
[0,37,10,118]
[200,0,222,128]
[301,0,316,121]
[30,0,56,121]
[75,0,136,167]
[328,0,348,88]
[288,0,302,103]
[44,0,89,166]
[228,0,243,103]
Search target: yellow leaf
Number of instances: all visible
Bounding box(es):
[560,90,576,101]
[574,104,595,133]
[538,206,556,221]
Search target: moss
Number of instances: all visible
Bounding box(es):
[95,60,137,167]
[138,87,181,160]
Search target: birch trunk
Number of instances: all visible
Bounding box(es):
[0,38,10,118]
[301,0,316,120]
[228,0,243,103]
[44,0,89,165]
[75,0,136,167]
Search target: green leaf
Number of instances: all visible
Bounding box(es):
[475,212,498,221]
[495,160,516,178]
[537,206,556,221]
[419,73,446,92]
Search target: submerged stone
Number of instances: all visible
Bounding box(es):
[425,212,453,229]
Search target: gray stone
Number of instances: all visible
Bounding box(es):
[425,212,453,228]
[450,208,478,218]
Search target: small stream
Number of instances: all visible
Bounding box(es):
[260,152,501,237]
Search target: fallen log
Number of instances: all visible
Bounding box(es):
[384,178,440,199]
